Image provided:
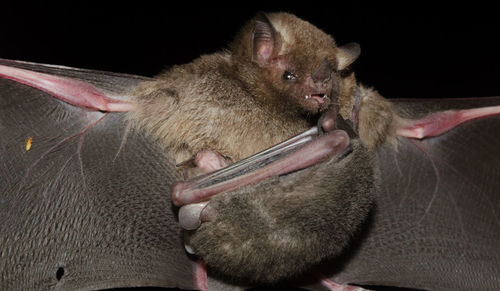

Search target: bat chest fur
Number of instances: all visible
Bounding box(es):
[130,76,311,168]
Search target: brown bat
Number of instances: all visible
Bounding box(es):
[1,12,500,291]
[123,12,399,285]
[128,13,361,171]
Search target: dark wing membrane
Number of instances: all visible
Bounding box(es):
[321,97,500,290]
[0,64,196,290]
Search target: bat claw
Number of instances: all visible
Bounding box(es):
[183,231,196,254]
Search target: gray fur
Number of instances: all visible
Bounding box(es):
[188,141,376,283]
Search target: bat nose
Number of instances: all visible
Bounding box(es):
[311,59,333,86]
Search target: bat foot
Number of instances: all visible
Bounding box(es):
[310,269,371,291]
[194,150,230,173]
[177,150,230,179]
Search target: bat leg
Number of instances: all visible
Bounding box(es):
[397,105,500,138]
[194,258,208,291]
[0,64,134,112]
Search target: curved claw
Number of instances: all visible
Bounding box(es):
[183,231,196,254]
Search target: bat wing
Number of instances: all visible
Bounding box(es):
[0,60,198,290]
[318,98,500,290]
[3,59,499,291]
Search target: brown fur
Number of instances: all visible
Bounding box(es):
[126,12,399,284]
[357,85,400,150]
[188,140,376,283]
[127,12,363,166]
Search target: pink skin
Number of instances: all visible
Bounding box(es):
[194,150,229,173]
[176,104,500,289]
[397,105,500,139]
[174,113,338,212]
[293,75,333,113]
[182,122,349,291]
[178,103,500,227]
[172,130,350,206]
[310,269,370,291]
[193,258,208,291]
[0,64,134,112]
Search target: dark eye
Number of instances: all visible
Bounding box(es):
[282,71,297,82]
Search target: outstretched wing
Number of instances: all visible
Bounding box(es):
[0,60,197,290]
[3,59,499,291]
[320,97,500,290]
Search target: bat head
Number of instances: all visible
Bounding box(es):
[230,12,360,114]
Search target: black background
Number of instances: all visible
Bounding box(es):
[1,2,499,100]
[2,3,495,290]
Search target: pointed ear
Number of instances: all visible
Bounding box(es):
[337,43,361,70]
[252,12,281,66]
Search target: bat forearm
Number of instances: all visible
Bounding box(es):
[185,140,376,283]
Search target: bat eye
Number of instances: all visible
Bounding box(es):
[282,71,297,82]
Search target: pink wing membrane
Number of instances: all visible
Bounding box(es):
[397,105,500,139]
[0,64,134,112]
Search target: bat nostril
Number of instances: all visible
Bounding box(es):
[312,59,333,84]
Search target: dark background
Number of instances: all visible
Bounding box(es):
[1,3,499,100]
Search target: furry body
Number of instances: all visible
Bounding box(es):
[127,12,392,283]
[128,12,368,165]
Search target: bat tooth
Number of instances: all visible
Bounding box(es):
[305,95,311,99]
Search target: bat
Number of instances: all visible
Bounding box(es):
[1,14,500,291]
[127,12,360,175]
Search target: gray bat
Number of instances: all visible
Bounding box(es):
[1,12,500,291]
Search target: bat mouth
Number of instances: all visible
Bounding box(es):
[305,93,328,103]
[304,93,330,111]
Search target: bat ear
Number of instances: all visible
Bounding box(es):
[252,12,282,67]
[337,42,361,70]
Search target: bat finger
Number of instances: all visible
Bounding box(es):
[195,127,319,186]
[172,129,350,206]
[0,63,135,112]
[318,107,337,133]
[396,105,500,139]
[178,201,216,230]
